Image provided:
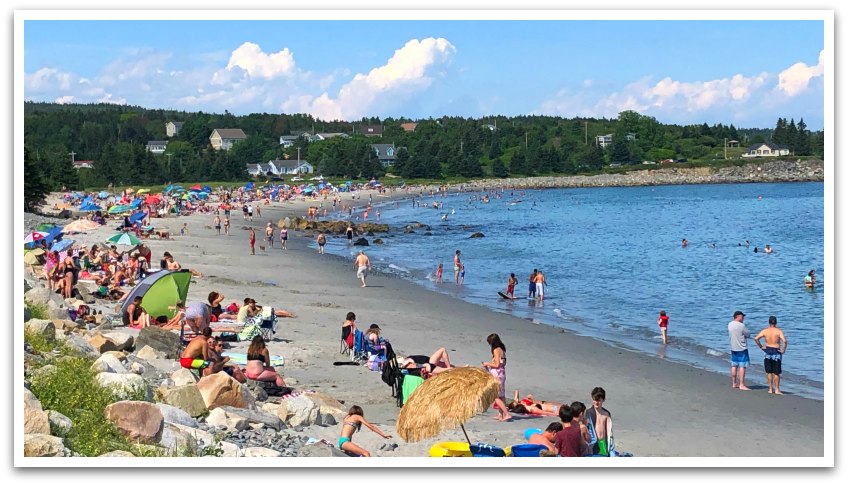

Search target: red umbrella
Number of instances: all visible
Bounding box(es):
[23,231,48,244]
[190,184,202,191]
[144,194,160,204]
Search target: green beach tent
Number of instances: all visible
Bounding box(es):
[119,270,192,319]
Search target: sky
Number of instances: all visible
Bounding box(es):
[22,18,826,129]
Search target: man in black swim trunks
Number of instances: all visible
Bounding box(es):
[754,316,788,395]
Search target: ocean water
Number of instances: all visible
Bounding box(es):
[320,182,825,399]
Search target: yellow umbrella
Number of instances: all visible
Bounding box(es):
[396,367,499,444]
[136,188,150,195]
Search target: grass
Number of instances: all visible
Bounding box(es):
[25,301,49,321]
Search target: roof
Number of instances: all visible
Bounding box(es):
[212,128,247,139]
[146,140,168,146]
[316,132,348,139]
[360,124,383,136]
[372,144,397,159]
[73,160,94,167]
[746,142,789,151]
[280,135,299,141]
[272,159,311,170]
[400,122,418,132]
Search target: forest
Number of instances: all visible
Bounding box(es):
[23,101,825,208]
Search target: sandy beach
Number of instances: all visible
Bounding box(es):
[34,188,825,460]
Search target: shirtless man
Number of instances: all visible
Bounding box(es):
[179,327,213,371]
[529,422,562,454]
[317,232,326,254]
[354,250,372,288]
[214,215,222,235]
[534,270,546,302]
[249,227,256,255]
[265,223,275,249]
[754,316,788,394]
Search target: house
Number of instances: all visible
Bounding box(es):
[210,128,247,151]
[290,130,311,138]
[146,140,168,155]
[313,132,349,141]
[483,124,497,131]
[246,162,274,177]
[360,124,383,137]
[372,144,398,167]
[400,122,418,133]
[595,134,614,148]
[727,140,740,147]
[165,121,184,137]
[279,135,299,147]
[272,159,313,175]
[741,142,791,158]
[72,160,94,170]
[625,133,636,142]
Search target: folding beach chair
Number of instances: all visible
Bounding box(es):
[258,307,277,342]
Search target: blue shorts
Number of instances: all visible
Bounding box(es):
[730,349,750,368]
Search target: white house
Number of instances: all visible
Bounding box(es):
[73,160,94,169]
[165,121,184,137]
[741,142,791,158]
[146,140,168,155]
[279,135,299,147]
[273,159,314,175]
[246,163,274,177]
[596,134,614,148]
[210,128,247,151]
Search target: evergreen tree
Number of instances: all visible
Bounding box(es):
[609,136,631,163]
[491,156,509,178]
[488,137,502,159]
[795,118,811,156]
[585,144,605,171]
[772,118,788,145]
[786,118,798,153]
[392,147,409,175]
[458,153,483,178]
[24,147,49,210]
[509,150,528,175]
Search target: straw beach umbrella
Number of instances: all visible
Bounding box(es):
[396,367,499,445]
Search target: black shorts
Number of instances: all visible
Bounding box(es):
[764,357,782,375]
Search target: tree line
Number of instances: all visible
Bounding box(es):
[23,101,825,208]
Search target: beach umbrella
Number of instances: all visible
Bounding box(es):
[108,204,133,214]
[190,183,202,191]
[202,185,212,193]
[197,192,208,199]
[144,194,160,205]
[131,199,143,209]
[79,202,102,212]
[51,238,75,253]
[128,211,147,225]
[63,219,97,233]
[23,232,49,245]
[136,188,150,195]
[396,367,500,445]
[24,248,46,266]
[105,232,142,246]
[164,184,174,193]
[98,191,109,198]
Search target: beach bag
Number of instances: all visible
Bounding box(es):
[367,354,386,371]
[237,323,261,342]
[226,302,240,313]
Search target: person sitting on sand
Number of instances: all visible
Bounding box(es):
[244,336,286,386]
[179,327,213,371]
[528,422,562,454]
[162,251,203,277]
[337,405,392,457]
[401,347,455,376]
[507,390,564,416]
[207,291,237,321]
[123,296,151,329]
[237,298,297,323]
[556,405,587,457]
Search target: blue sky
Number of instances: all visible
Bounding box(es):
[23,19,826,129]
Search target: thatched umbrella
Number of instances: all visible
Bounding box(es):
[396,367,499,445]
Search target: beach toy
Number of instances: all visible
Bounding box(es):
[428,441,471,457]
[523,428,543,440]
[509,444,548,457]
[470,443,507,457]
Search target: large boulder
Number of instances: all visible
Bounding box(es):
[158,384,207,418]
[155,403,198,428]
[281,394,319,427]
[167,423,242,457]
[24,434,69,457]
[74,282,97,304]
[62,334,100,359]
[469,232,485,238]
[353,238,369,246]
[204,407,249,432]
[24,319,56,343]
[24,287,65,308]
[134,326,181,359]
[99,450,135,457]
[135,345,168,362]
[104,401,164,445]
[96,372,152,401]
[170,368,198,387]
[47,410,73,438]
[196,373,255,410]
[157,422,199,453]
[240,379,271,402]
[45,299,70,321]
[102,331,135,351]
[91,353,129,374]
[243,447,282,457]
[23,388,51,435]
[217,405,285,431]
[297,442,350,457]
[306,392,347,418]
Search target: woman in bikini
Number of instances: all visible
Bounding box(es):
[337,405,391,457]
[482,333,512,421]
[507,390,564,416]
[243,336,286,386]
[401,347,455,376]
[223,216,230,236]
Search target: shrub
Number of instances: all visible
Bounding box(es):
[26,301,49,320]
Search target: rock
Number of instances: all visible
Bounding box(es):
[469,232,485,238]
[102,331,135,351]
[217,405,285,431]
[240,380,270,401]
[353,238,369,246]
[158,384,207,417]
[135,326,181,359]
[24,434,68,457]
[297,443,350,457]
[24,306,32,322]
[170,368,198,387]
[130,362,146,374]
[24,287,65,308]
[243,447,282,457]
[24,388,51,435]
[24,319,56,343]
[136,345,167,361]
[74,283,96,304]
[155,403,198,428]
[96,372,152,401]
[91,353,129,374]
[46,300,70,321]
[63,334,100,359]
[98,450,136,457]
[205,407,249,432]
[31,364,57,381]
[157,422,196,452]
[196,373,255,410]
[306,392,348,418]
[47,410,73,438]
[283,394,319,427]
[315,412,337,427]
[105,401,164,445]
[88,333,119,353]
[102,350,127,362]
[168,423,242,457]
[373,238,384,245]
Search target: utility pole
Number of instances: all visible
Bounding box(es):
[69,151,76,164]
[525,132,528,150]
[724,138,728,160]
[166,153,173,174]
[585,121,588,145]
[297,147,301,162]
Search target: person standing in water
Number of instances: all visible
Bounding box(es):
[534,270,546,302]
[453,250,462,285]
[507,273,518,298]
[657,310,669,345]
[317,232,326,254]
[346,224,354,245]
[528,269,538,299]
[265,223,274,249]
[805,269,816,288]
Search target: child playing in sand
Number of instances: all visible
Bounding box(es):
[658,310,669,345]
[180,222,189,236]
[338,405,392,457]
[435,263,443,283]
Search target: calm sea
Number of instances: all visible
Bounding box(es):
[320,182,825,399]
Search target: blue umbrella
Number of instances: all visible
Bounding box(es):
[80,202,101,212]
[164,184,174,193]
[203,185,212,193]
[131,199,143,209]
[99,191,109,198]
[51,239,75,253]
[128,211,146,225]
[197,192,208,199]
[246,182,255,190]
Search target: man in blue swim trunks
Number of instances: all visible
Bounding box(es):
[728,310,752,390]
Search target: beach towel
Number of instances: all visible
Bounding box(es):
[222,352,284,367]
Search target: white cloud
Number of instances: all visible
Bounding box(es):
[98,93,127,105]
[25,67,72,92]
[225,42,295,79]
[54,95,75,104]
[777,50,824,96]
[289,37,456,120]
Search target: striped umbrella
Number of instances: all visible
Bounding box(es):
[105,232,142,246]
[23,232,49,244]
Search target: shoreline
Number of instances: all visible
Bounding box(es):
[25,175,825,458]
